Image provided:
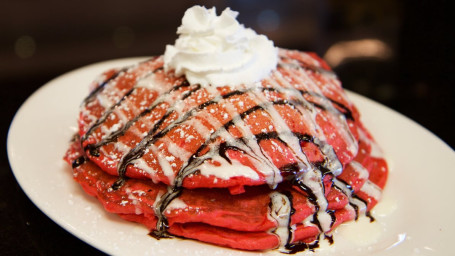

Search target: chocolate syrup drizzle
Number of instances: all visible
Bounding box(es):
[82,68,125,105]
[81,65,166,144]
[82,56,160,105]
[78,54,371,252]
[72,156,86,168]
[333,177,371,221]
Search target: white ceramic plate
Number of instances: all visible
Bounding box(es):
[8,58,455,256]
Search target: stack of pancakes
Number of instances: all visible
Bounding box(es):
[64,49,388,252]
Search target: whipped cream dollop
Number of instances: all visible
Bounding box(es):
[164,5,278,87]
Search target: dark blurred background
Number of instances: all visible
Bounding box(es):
[1,0,453,254]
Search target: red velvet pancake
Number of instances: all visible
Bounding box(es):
[64,49,388,252]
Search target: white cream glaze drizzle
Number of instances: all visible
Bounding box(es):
[268,192,292,251]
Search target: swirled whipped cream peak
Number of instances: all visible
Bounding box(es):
[164,5,278,87]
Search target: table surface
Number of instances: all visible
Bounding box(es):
[1,1,454,255]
